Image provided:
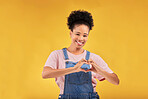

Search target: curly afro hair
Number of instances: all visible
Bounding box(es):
[67,10,94,31]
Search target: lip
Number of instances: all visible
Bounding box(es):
[75,40,84,46]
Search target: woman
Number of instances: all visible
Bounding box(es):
[42,10,119,99]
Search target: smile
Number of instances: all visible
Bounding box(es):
[76,40,84,46]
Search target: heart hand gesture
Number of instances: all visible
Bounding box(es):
[73,58,102,74]
[85,59,103,74]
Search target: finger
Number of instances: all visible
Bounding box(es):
[81,61,88,66]
[87,60,94,64]
[85,62,89,64]
[79,68,87,72]
[79,59,88,64]
[88,59,93,61]
[85,69,92,72]
[89,59,97,65]
[81,58,87,62]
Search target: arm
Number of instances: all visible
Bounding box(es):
[42,66,75,78]
[97,70,119,85]
[42,58,88,79]
[87,59,120,85]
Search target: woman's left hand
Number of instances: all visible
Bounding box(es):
[86,59,102,74]
[86,59,120,85]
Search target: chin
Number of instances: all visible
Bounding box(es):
[76,45,84,49]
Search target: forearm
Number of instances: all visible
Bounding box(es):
[42,67,76,78]
[99,70,119,85]
[93,64,119,85]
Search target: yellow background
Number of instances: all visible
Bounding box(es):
[0,0,148,99]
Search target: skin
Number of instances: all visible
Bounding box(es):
[42,24,120,85]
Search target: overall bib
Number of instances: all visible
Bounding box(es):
[58,48,100,99]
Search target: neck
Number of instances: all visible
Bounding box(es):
[67,44,84,55]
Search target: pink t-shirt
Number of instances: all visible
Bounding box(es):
[44,49,114,94]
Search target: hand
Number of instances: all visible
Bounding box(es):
[86,59,101,73]
[73,58,88,72]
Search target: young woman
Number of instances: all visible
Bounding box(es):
[42,10,119,99]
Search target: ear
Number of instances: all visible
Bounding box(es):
[70,30,72,38]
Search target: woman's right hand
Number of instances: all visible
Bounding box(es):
[72,58,88,72]
[42,58,88,78]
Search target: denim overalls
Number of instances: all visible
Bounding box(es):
[58,48,100,99]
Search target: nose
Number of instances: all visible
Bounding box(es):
[78,35,83,41]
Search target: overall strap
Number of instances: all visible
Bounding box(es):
[85,51,90,60]
[62,48,69,60]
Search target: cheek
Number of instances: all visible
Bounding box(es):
[71,35,77,40]
[85,37,88,41]
[71,36,76,42]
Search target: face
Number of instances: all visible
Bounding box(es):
[70,24,89,49]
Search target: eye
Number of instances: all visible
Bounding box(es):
[76,34,80,36]
[83,35,87,37]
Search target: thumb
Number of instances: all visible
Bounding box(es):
[85,69,92,72]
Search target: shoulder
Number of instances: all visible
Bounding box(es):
[89,51,101,60]
[47,49,64,59]
[50,49,63,55]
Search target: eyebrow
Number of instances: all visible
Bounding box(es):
[76,32,88,35]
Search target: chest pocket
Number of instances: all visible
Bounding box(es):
[66,62,91,85]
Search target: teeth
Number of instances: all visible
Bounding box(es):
[76,41,82,45]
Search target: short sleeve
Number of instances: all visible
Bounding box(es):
[92,54,114,73]
[90,53,114,81]
[44,50,58,69]
[96,57,113,73]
